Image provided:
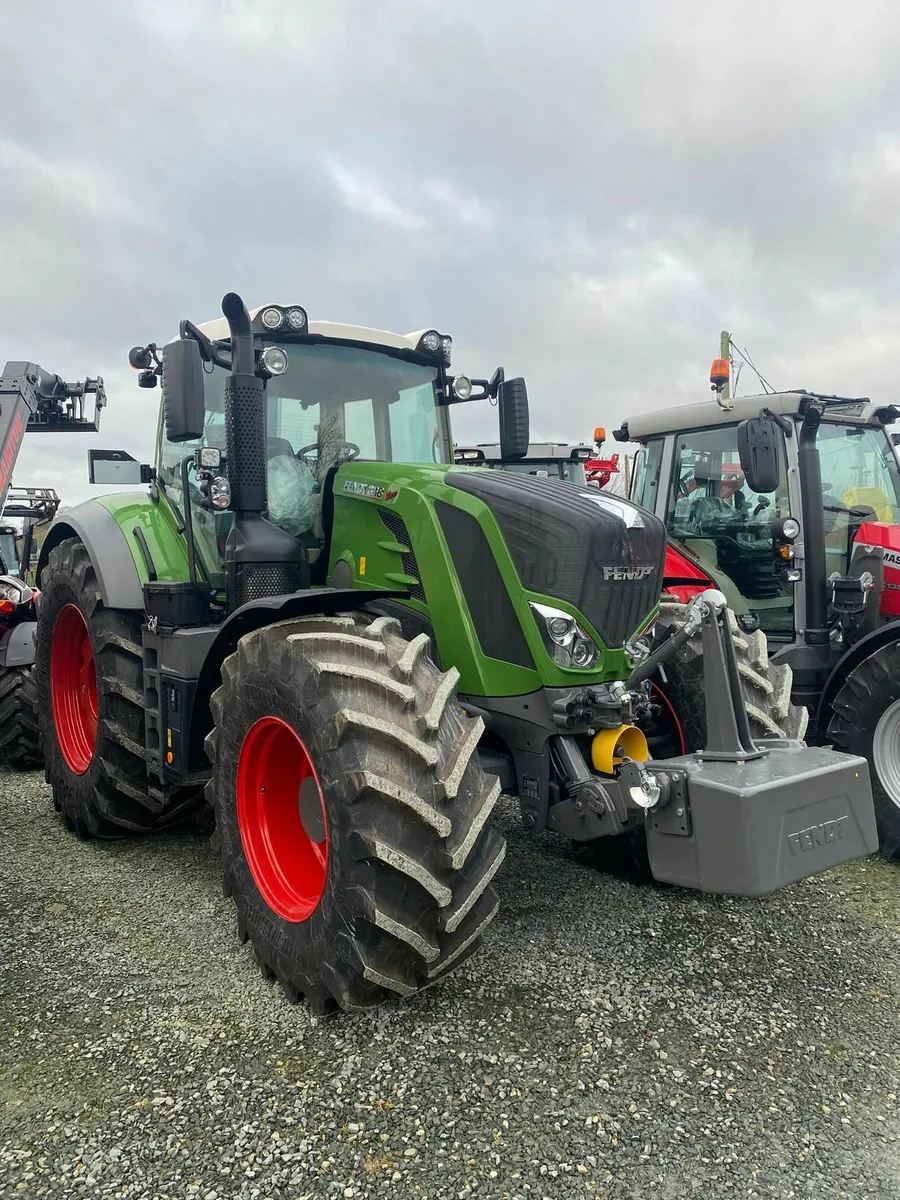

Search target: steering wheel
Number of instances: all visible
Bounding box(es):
[296,440,361,463]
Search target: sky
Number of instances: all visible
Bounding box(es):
[3,0,900,507]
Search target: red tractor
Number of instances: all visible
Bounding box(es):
[614,383,900,861]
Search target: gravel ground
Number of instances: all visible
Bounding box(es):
[1,769,899,1200]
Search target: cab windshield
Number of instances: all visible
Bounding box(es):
[200,342,447,469]
[0,531,18,576]
[158,341,448,588]
[818,420,900,574]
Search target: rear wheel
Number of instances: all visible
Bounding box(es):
[38,537,198,837]
[206,612,505,1013]
[827,642,900,862]
[0,665,42,769]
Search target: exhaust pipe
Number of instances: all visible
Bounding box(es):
[221,292,307,611]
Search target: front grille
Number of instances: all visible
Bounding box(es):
[378,509,427,604]
[447,471,666,648]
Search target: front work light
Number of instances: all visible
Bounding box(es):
[452,375,472,400]
[260,345,289,376]
[260,306,284,330]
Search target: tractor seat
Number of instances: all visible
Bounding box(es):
[267,436,295,460]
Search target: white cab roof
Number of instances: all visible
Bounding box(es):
[626,391,886,439]
[195,304,441,354]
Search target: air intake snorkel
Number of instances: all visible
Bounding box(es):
[221,292,307,610]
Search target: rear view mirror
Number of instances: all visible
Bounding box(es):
[499,376,530,461]
[737,416,780,494]
[88,449,152,486]
[161,337,205,443]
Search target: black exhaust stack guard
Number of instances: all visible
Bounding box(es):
[221,292,307,611]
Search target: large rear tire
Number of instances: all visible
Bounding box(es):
[827,642,900,863]
[37,537,197,837]
[206,612,505,1013]
[0,665,41,769]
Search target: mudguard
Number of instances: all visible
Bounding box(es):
[0,622,35,668]
[187,586,408,765]
[37,501,144,610]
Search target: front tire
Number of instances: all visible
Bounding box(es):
[827,642,900,863]
[650,599,809,747]
[206,612,505,1013]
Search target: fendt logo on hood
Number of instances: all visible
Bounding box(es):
[602,565,654,582]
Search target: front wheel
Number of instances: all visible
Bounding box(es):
[827,642,900,863]
[205,612,505,1013]
[648,599,809,747]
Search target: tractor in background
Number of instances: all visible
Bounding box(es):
[615,380,900,861]
[31,293,878,1013]
[453,439,594,482]
[0,362,103,768]
[584,426,622,490]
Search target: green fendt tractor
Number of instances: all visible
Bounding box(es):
[34,294,879,1013]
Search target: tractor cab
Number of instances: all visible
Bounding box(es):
[619,390,900,671]
[117,303,527,605]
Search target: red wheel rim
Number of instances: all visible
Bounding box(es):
[236,717,329,922]
[50,604,98,775]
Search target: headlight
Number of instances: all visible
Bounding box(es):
[420,331,441,354]
[529,601,599,669]
[286,306,307,331]
[452,375,472,400]
[0,580,19,603]
[260,306,284,330]
[772,515,800,542]
[259,345,289,376]
[210,476,231,510]
[197,446,222,470]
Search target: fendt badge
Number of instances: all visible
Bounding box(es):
[787,815,849,855]
[602,565,653,582]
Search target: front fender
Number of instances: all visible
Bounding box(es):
[815,623,900,737]
[37,500,144,610]
[0,621,35,668]
[187,586,407,768]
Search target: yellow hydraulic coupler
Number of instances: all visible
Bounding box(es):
[590,724,650,775]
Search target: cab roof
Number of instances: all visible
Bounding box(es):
[195,304,440,356]
[624,391,893,441]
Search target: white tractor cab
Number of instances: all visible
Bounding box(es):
[615,388,900,860]
[453,441,593,483]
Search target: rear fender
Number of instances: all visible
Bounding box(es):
[814,621,900,737]
[662,541,713,602]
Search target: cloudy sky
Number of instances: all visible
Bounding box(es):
[3,0,900,506]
